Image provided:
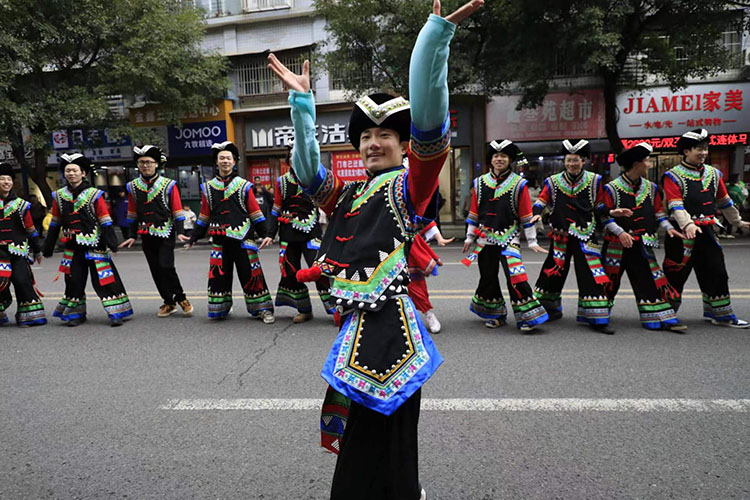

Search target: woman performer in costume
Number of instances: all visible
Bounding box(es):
[661,128,750,328]
[268,1,484,498]
[0,163,46,327]
[597,142,686,332]
[532,139,614,334]
[268,140,334,323]
[186,141,275,323]
[462,140,549,331]
[43,153,133,326]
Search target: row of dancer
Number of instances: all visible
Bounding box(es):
[463,130,750,335]
[0,139,345,327]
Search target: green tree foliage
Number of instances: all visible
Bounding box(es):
[0,0,228,203]
[316,0,747,153]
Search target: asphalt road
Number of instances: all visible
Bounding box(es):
[2,239,749,499]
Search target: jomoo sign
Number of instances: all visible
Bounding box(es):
[617,83,750,138]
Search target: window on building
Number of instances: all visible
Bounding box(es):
[232,49,312,96]
[720,27,742,68]
[329,55,373,91]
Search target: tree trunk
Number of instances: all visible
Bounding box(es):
[30,149,53,207]
[603,72,624,154]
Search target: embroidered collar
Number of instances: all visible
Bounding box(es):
[366,164,405,178]
[680,160,704,172]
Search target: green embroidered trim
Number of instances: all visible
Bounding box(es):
[225,219,252,240]
[611,176,649,206]
[481,171,521,199]
[551,170,596,197]
[72,187,98,213]
[102,295,130,307]
[209,176,246,200]
[8,241,29,257]
[133,175,172,204]
[568,221,595,240]
[1,198,25,218]
[636,301,673,313]
[332,244,406,295]
[349,170,402,213]
[672,164,716,191]
[484,222,519,247]
[471,295,506,309]
[76,226,101,247]
[534,288,561,301]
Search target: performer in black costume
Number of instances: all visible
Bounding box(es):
[0,163,46,327]
[43,153,133,327]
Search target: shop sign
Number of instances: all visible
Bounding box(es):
[331,152,367,182]
[617,83,749,138]
[621,133,748,150]
[168,120,227,158]
[248,162,272,187]
[130,100,231,127]
[486,89,606,142]
[48,128,132,164]
[245,110,352,151]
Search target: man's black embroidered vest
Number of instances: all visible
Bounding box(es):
[127,175,174,238]
[203,176,254,240]
[0,196,30,252]
[664,163,720,219]
[475,171,525,247]
[547,170,599,241]
[607,175,659,243]
[56,186,102,247]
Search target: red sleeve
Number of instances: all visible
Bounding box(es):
[22,208,36,233]
[245,185,265,225]
[662,175,683,212]
[594,177,607,205]
[126,190,137,222]
[51,197,60,218]
[197,190,211,225]
[94,195,111,218]
[407,139,451,217]
[272,179,282,214]
[170,184,184,214]
[517,184,533,221]
[601,186,615,210]
[536,181,551,206]
[716,177,729,200]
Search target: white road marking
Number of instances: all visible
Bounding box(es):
[161,398,750,413]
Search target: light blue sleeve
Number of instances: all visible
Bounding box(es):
[408,14,456,132]
[288,90,321,188]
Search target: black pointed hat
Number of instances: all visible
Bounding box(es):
[348,93,411,150]
[487,139,524,164]
[676,128,709,154]
[134,145,165,165]
[211,141,240,164]
[0,162,15,179]
[60,153,93,174]
[616,142,653,169]
[561,139,591,158]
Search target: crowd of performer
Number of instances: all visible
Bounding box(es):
[2,1,749,497]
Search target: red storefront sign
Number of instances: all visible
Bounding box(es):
[486,89,606,141]
[248,162,272,187]
[621,133,749,150]
[617,83,750,138]
[332,152,367,182]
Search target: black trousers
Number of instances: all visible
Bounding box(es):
[663,229,734,321]
[141,234,185,305]
[0,252,46,326]
[330,390,421,500]
[275,240,333,314]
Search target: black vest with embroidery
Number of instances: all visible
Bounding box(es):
[56,186,103,247]
[278,172,321,243]
[475,171,525,247]
[203,175,254,240]
[547,170,599,241]
[127,175,175,238]
[664,163,720,219]
[607,175,659,244]
[0,195,30,254]
[316,167,412,311]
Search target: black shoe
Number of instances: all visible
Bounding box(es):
[591,323,615,335]
[547,310,563,322]
[67,317,85,327]
[110,317,123,327]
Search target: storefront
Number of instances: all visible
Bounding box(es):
[486,89,613,187]
[130,99,235,211]
[617,82,750,183]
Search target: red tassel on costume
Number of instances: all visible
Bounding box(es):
[544,265,563,277]
[296,265,323,283]
[333,310,342,327]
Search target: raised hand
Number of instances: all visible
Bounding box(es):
[433,0,484,25]
[267,53,310,93]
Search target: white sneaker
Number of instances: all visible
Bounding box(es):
[259,310,275,324]
[423,310,441,333]
[420,488,426,500]
[711,317,749,329]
